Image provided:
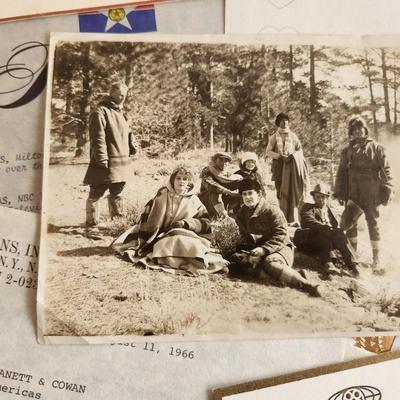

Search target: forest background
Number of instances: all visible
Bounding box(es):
[50,40,400,182]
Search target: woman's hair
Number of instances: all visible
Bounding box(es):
[275,112,289,127]
[169,166,194,188]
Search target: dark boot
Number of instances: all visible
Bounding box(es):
[267,261,321,297]
[86,198,102,240]
[371,243,385,275]
[323,261,342,276]
[108,195,124,219]
[299,282,321,297]
[346,263,360,277]
[86,198,100,227]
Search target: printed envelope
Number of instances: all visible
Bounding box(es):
[213,350,400,400]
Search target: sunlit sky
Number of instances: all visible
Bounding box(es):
[295,46,398,122]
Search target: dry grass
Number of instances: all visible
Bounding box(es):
[104,201,142,237]
[363,287,400,317]
[43,150,400,337]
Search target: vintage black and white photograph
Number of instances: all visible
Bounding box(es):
[39,33,400,341]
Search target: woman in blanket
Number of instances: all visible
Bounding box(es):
[266,112,310,225]
[112,166,228,276]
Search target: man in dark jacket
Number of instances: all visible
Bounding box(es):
[232,179,320,297]
[293,183,358,276]
[83,81,135,235]
[334,116,392,274]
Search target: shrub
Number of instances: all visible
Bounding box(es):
[104,202,141,237]
[211,216,241,258]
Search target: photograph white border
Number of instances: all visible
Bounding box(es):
[38,32,400,344]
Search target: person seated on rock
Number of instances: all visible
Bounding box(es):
[231,178,321,297]
[198,152,242,219]
[293,183,359,276]
[112,166,228,276]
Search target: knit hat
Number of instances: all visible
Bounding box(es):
[240,152,258,165]
[239,179,262,193]
[348,116,369,136]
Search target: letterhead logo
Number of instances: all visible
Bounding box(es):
[329,386,382,400]
[79,6,157,33]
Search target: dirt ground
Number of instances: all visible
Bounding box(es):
[42,153,400,338]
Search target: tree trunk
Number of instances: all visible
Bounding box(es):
[381,48,391,123]
[271,47,278,82]
[77,43,92,155]
[232,133,240,154]
[289,45,294,100]
[309,45,317,115]
[209,80,214,149]
[65,80,74,114]
[225,133,233,152]
[210,122,214,150]
[125,42,136,89]
[364,51,378,136]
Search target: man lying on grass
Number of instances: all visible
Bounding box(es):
[231,179,321,297]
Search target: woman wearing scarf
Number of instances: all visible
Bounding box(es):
[198,152,242,218]
[234,152,267,197]
[112,166,228,276]
[266,113,309,225]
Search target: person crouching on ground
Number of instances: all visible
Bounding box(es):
[198,152,242,219]
[231,179,321,297]
[234,152,266,197]
[293,183,359,277]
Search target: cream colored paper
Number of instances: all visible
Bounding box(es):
[0,207,349,399]
[216,353,400,399]
[225,0,400,34]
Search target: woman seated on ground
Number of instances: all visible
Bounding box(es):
[112,166,228,276]
[234,152,267,198]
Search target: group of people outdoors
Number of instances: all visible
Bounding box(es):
[82,81,393,298]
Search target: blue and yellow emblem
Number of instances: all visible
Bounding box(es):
[79,6,156,33]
